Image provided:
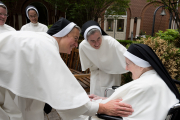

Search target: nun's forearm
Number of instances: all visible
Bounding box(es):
[97,99,133,117]
[56,101,99,119]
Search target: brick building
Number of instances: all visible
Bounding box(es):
[2,0,178,40]
[101,0,175,40]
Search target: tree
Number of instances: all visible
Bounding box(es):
[1,0,19,12]
[148,0,180,30]
[44,0,130,26]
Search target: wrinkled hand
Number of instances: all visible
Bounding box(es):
[98,99,134,117]
[88,94,107,100]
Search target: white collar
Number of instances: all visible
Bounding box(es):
[140,69,156,78]
[30,22,39,26]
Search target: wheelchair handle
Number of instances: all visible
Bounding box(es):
[112,86,120,90]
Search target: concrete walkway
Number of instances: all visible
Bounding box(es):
[44,109,61,120]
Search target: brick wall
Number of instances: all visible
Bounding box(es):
[128,0,170,38]
[101,0,173,39]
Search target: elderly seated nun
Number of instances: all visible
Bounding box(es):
[79,21,128,97]
[0,18,133,120]
[85,44,180,120]
[20,5,48,32]
[0,1,16,33]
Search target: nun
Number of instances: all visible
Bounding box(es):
[20,5,48,32]
[88,44,180,120]
[0,1,16,33]
[0,18,133,120]
[79,20,128,97]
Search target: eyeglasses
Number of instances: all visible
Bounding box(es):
[0,13,8,17]
[29,15,38,18]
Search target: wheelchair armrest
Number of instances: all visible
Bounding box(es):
[97,114,123,120]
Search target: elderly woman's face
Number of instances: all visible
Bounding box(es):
[87,31,102,49]
[56,28,79,54]
[28,10,38,24]
[125,58,143,80]
[0,7,7,25]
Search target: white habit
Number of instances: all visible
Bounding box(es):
[20,22,48,32]
[0,24,16,34]
[0,31,99,120]
[79,36,128,96]
[88,70,179,120]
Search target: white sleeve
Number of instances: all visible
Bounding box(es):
[56,101,99,120]
[44,26,48,32]
[20,25,25,31]
[79,42,92,71]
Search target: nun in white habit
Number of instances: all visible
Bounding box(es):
[20,5,48,32]
[86,44,180,120]
[0,1,16,33]
[0,18,133,120]
[79,21,128,97]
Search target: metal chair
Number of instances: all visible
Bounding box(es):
[104,86,120,97]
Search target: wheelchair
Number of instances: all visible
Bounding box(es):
[89,79,180,120]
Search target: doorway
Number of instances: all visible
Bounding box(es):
[104,15,127,40]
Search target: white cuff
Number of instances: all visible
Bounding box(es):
[83,101,99,116]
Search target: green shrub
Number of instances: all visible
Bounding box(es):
[156,29,180,47]
[117,40,133,47]
[127,37,180,80]
[174,35,180,48]
[145,35,151,38]
[48,24,53,29]
[121,72,132,85]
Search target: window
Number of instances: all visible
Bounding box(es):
[117,19,124,32]
[106,19,114,31]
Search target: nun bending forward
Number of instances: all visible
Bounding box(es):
[20,5,48,32]
[0,18,133,120]
[0,1,16,34]
[79,21,128,97]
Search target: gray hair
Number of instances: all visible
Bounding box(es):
[86,28,101,39]
[74,25,81,33]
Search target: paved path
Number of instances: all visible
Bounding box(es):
[44,109,61,120]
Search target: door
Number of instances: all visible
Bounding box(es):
[104,16,127,40]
